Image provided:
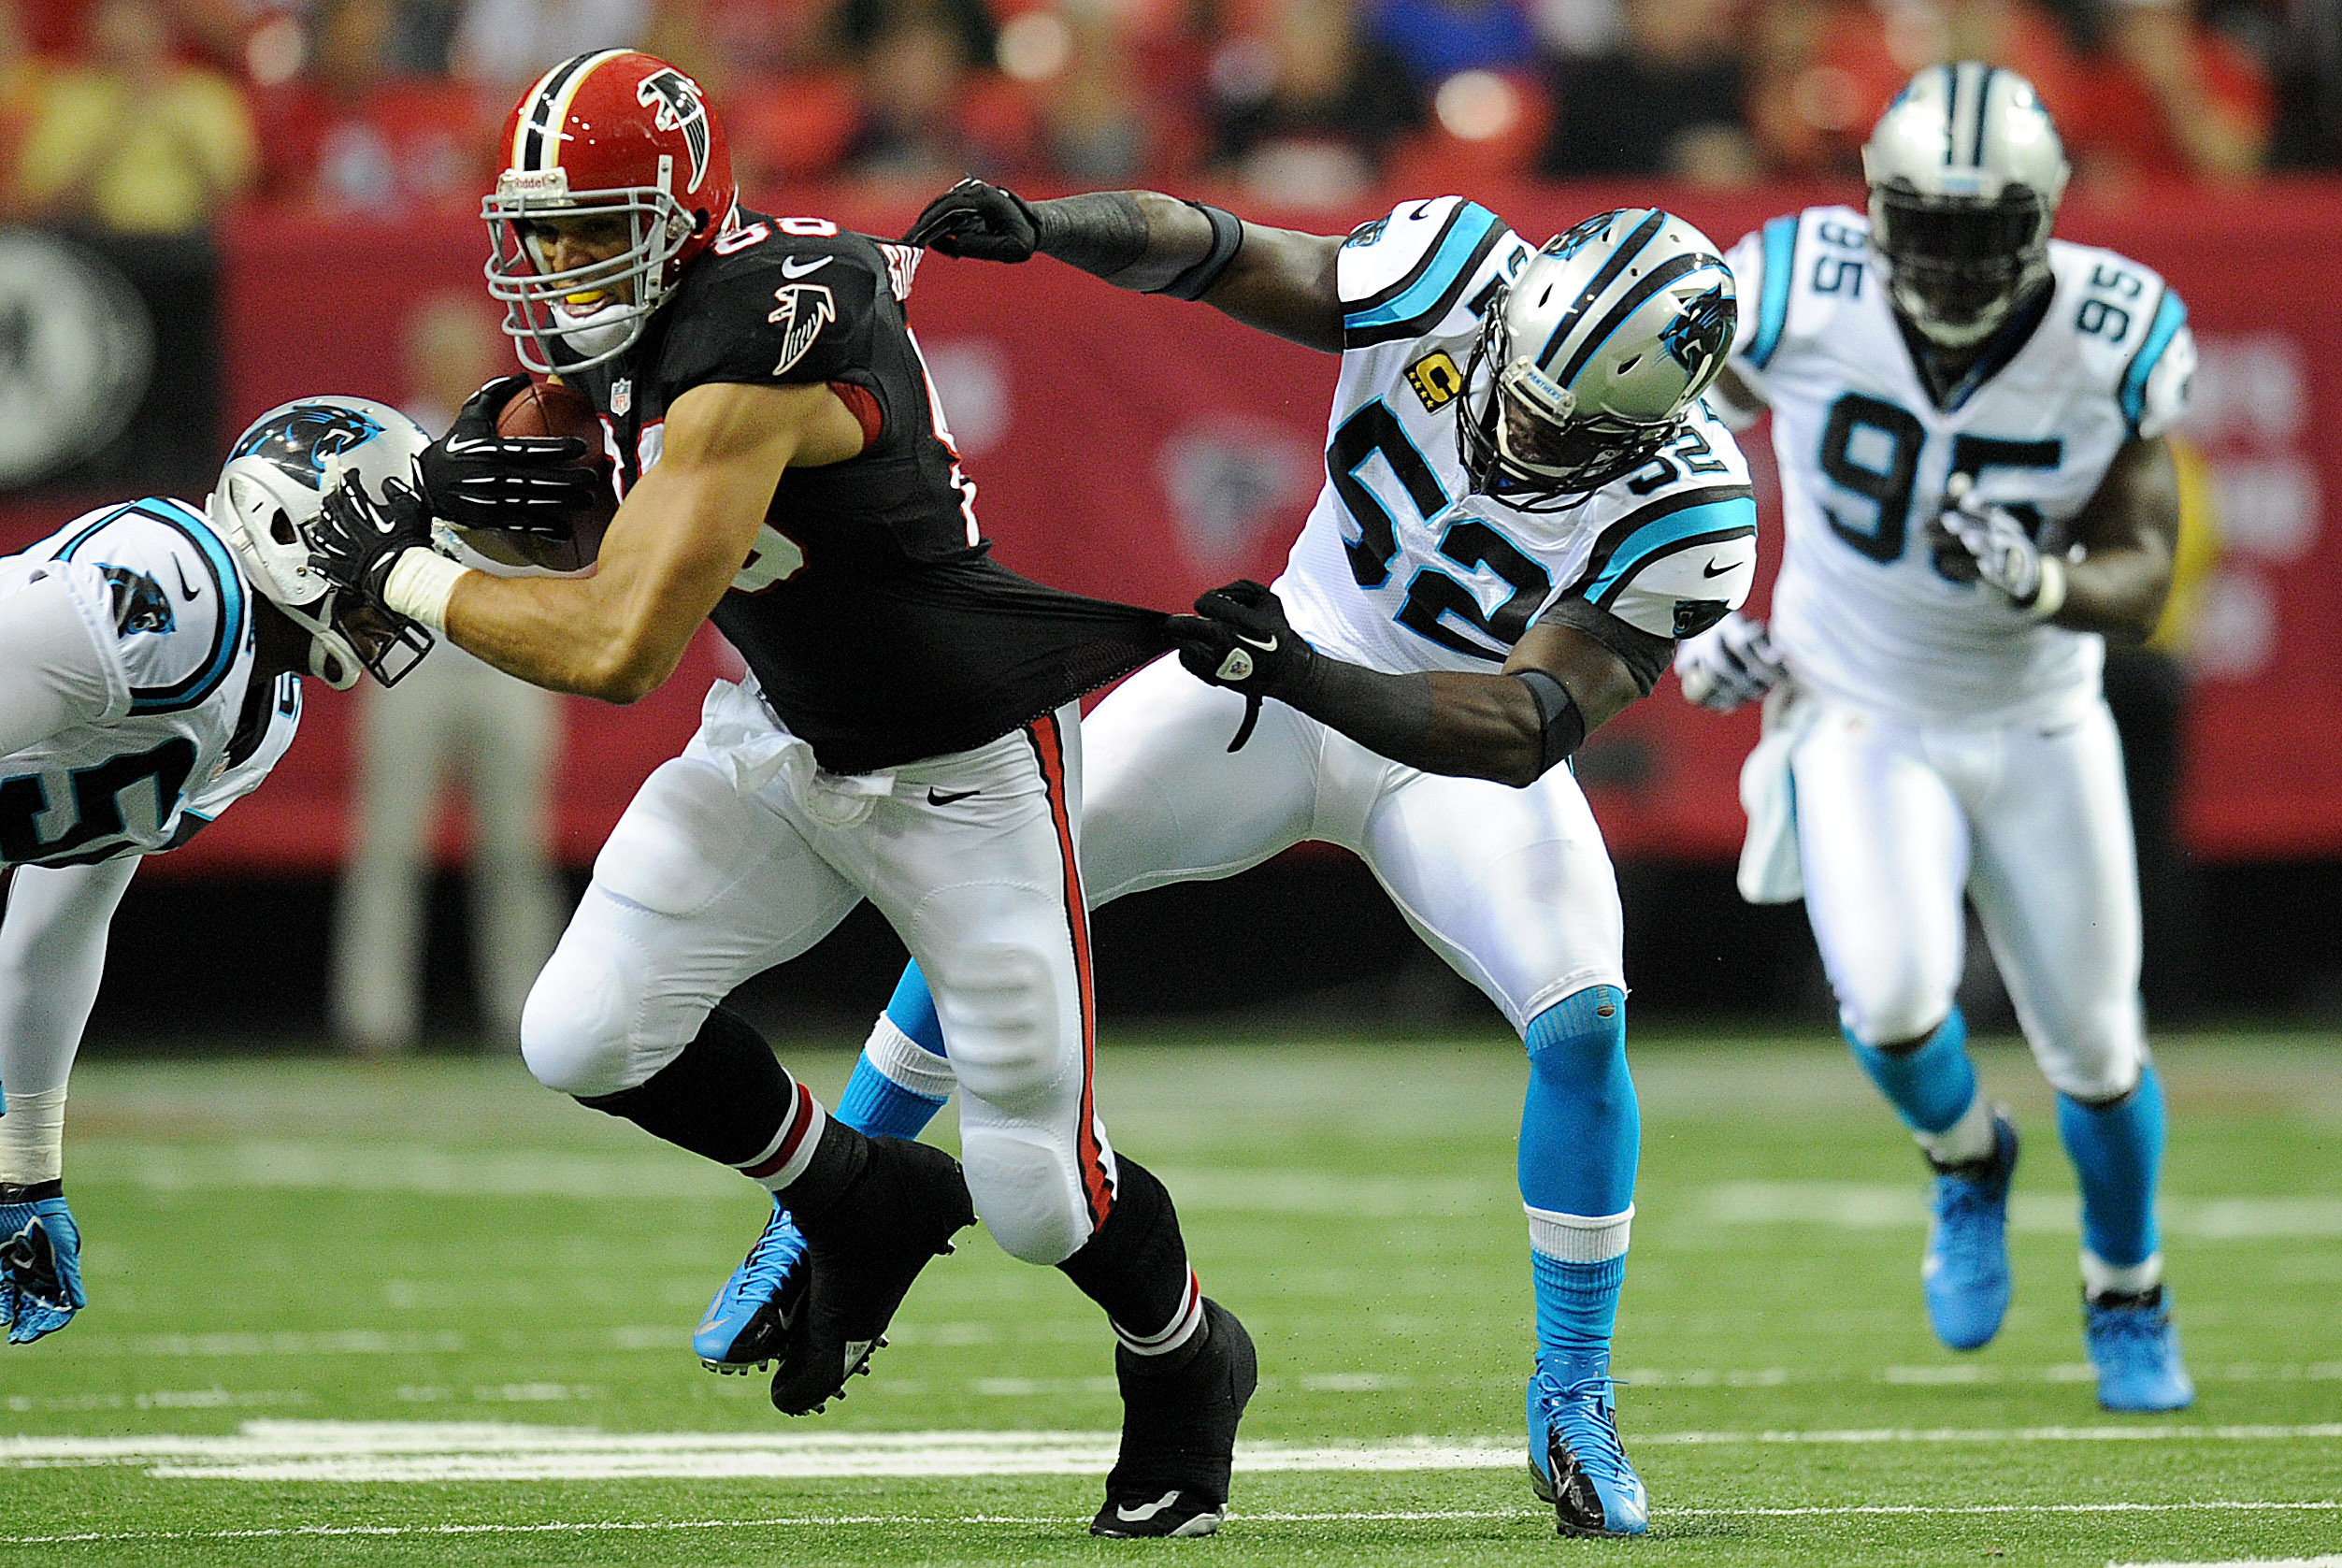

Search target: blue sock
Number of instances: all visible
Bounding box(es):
[1532,1253,1626,1366]
[1846,1007,1977,1136]
[2057,1062,2165,1271]
[1520,987,1636,1373]
[1519,986,1638,1216]
[832,963,951,1140]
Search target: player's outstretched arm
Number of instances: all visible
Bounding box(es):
[1168,583,1644,788]
[904,180,1343,352]
[2048,434,2178,640]
[316,380,867,703]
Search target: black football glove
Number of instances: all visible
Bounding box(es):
[417,374,606,535]
[310,468,435,601]
[1169,580,1321,752]
[903,178,1048,262]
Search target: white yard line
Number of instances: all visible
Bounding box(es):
[2114,1559,2342,1567]
[4,1421,2337,1484]
[1703,1183,2342,1239]
[3,1501,2338,1548]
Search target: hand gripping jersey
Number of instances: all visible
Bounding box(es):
[0,499,300,868]
[1276,198,1760,679]
[561,210,1169,775]
[1726,206,2194,722]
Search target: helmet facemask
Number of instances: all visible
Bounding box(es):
[484,168,700,374]
[1458,293,1677,511]
[1870,182,2053,348]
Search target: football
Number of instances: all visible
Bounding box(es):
[460,378,617,574]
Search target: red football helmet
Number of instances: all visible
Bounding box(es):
[483,50,737,373]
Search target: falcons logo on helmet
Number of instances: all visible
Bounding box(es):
[637,68,711,192]
[769,282,837,375]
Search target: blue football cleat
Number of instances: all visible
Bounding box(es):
[0,1187,86,1345]
[2086,1287,2194,1412]
[695,1198,808,1374]
[1526,1356,1648,1537]
[1922,1110,2019,1351]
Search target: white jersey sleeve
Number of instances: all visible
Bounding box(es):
[1337,196,1519,350]
[0,565,127,755]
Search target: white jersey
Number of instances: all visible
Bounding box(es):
[0,497,300,868]
[1726,205,2193,723]
[1278,197,1759,675]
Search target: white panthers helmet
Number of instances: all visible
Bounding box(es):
[207,397,435,689]
[1863,63,2071,347]
[1461,208,1735,507]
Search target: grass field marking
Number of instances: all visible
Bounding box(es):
[1703,1183,2342,1239]
[2112,1557,2342,1567]
[3,1501,2337,1549]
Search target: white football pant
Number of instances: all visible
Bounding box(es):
[520,683,1115,1266]
[1079,655,1625,1030]
[1790,692,2146,1100]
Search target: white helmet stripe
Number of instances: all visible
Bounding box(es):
[515,50,631,173]
[1534,209,1667,371]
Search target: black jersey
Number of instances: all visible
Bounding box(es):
[563,212,1169,774]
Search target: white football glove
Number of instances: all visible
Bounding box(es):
[1928,473,2064,615]
[1674,611,1785,712]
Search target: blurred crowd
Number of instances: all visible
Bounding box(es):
[0,0,2335,234]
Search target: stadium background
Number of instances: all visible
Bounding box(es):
[0,0,2337,1038]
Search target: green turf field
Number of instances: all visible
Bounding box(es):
[3,1031,2337,1565]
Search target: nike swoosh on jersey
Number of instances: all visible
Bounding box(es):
[173,557,200,599]
[1702,559,1735,578]
[780,256,832,279]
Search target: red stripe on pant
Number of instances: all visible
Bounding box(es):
[739,1081,815,1180]
[1026,711,1113,1231]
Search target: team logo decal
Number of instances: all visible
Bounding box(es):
[1659,283,1733,381]
[611,377,631,416]
[1545,213,1610,263]
[768,282,837,375]
[231,405,384,489]
[636,68,711,193]
[1405,351,1464,412]
[1673,597,1730,638]
[101,566,174,634]
[1343,217,1388,250]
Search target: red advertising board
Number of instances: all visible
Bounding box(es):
[7,181,2335,869]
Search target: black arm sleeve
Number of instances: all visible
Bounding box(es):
[1032,193,1152,281]
[1286,657,1436,762]
[1536,597,1675,698]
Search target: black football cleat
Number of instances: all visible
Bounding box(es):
[1089,1298,1258,1538]
[769,1136,974,1417]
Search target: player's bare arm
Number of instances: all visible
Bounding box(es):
[310,377,865,704]
[2040,434,2178,640]
[438,381,866,701]
[903,180,1344,352]
[1167,582,1646,789]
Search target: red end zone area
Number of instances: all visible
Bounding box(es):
[4,181,2335,870]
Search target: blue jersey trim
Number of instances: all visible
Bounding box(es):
[1746,216,1798,370]
[58,498,247,715]
[1582,494,1759,602]
[1344,203,1502,333]
[2119,287,2187,436]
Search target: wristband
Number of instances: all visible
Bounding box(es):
[383,548,473,635]
[1151,204,1243,301]
[1514,669,1587,776]
[2025,554,2068,622]
[0,1086,65,1186]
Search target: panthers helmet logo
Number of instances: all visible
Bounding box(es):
[229,405,385,491]
[637,68,711,193]
[1659,283,1734,381]
[1544,213,1612,263]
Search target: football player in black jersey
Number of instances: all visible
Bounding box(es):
[300,50,1254,1536]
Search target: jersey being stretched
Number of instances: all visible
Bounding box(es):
[1277,197,1760,680]
[0,498,300,869]
[562,209,1169,774]
[1726,205,2193,723]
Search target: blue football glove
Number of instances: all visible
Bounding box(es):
[0,1187,86,1344]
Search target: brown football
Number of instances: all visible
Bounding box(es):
[481,379,616,573]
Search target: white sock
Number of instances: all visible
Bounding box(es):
[2082,1248,2162,1300]
[861,1015,956,1100]
[1525,1204,1633,1263]
[1918,1096,1996,1167]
